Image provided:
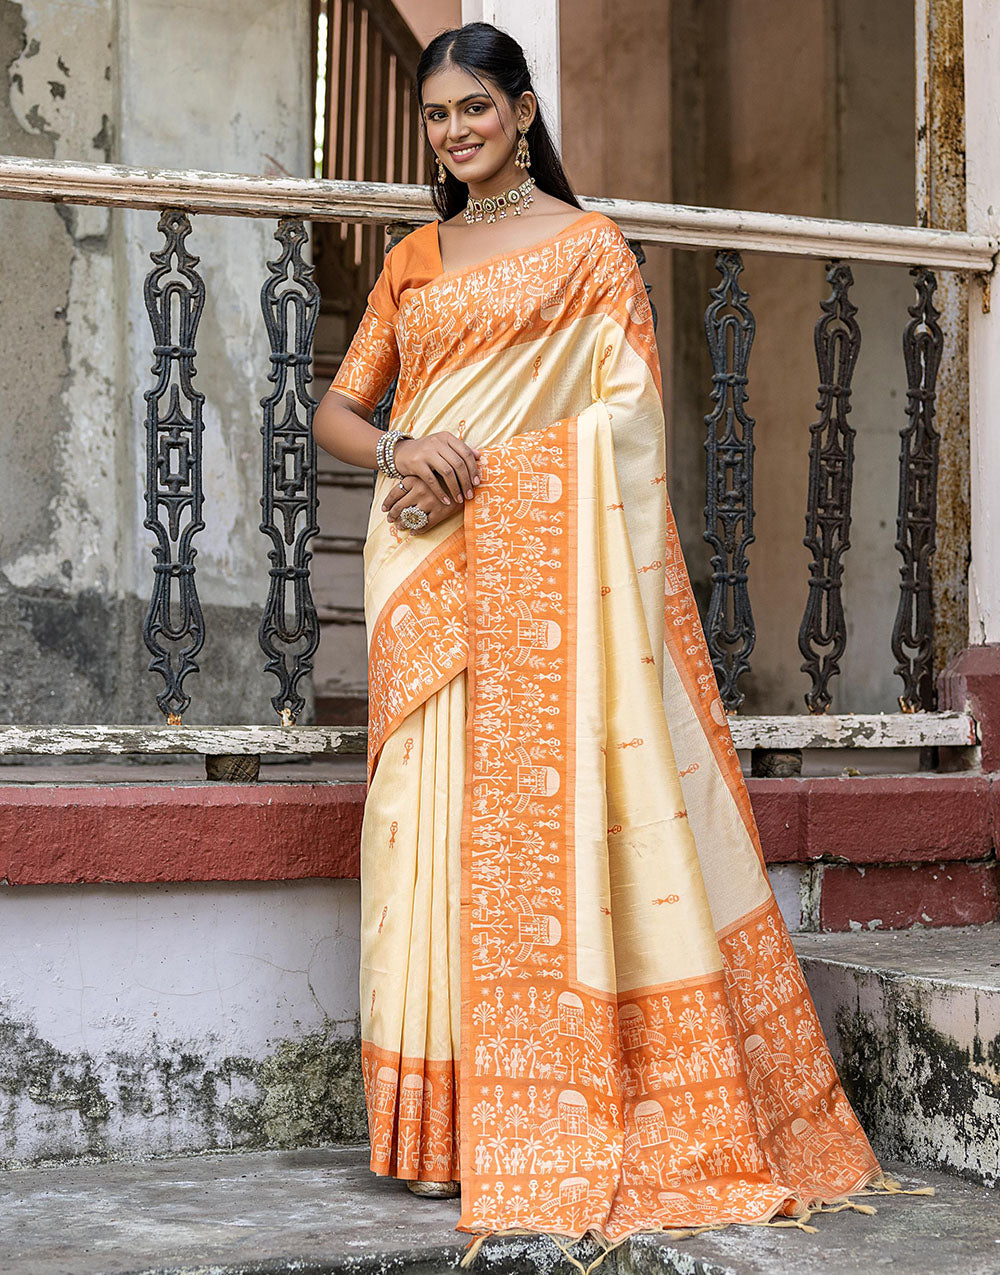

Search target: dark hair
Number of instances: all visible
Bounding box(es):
[415,22,582,221]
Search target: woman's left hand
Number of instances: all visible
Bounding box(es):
[381,475,463,532]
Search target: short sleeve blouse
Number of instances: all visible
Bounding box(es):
[330,223,443,411]
[329,247,402,412]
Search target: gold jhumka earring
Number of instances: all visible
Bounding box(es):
[514,121,531,169]
[436,155,447,184]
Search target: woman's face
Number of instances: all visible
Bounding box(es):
[420,63,531,186]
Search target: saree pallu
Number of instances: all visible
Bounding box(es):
[330,211,894,1244]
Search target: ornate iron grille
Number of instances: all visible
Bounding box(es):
[703,249,756,712]
[798,263,861,713]
[892,267,944,711]
[142,210,207,721]
[259,218,322,724]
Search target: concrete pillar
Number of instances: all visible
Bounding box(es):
[0,0,312,726]
[963,0,1000,646]
[461,0,561,147]
[916,0,969,677]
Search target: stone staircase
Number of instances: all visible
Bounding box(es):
[1,1149,994,1274]
[312,301,373,730]
[3,924,998,1274]
[792,922,1000,1189]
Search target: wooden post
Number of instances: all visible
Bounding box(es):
[461,0,562,149]
[963,0,1000,645]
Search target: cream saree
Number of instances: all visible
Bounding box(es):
[329,210,904,1245]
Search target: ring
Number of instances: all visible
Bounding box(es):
[397,480,407,490]
[399,505,430,531]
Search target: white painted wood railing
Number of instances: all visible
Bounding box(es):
[0,156,995,270]
[0,713,977,758]
[0,155,991,760]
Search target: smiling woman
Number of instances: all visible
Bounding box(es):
[309,16,910,1265]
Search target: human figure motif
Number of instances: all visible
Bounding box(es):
[313,12,909,1254]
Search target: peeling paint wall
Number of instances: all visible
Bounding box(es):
[0,0,314,725]
[0,879,366,1165]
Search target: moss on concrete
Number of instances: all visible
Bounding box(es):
[0,997,367,1167]
[255,1025,368,1147]
[831,972,1000,1187]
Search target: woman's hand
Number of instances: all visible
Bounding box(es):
[393,432,482,505]
[381,475,459,534]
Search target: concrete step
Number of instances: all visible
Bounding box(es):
[1,1146,990,1275]
[792,923,1000,1187]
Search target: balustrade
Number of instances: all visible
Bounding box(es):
[0,155,992,766]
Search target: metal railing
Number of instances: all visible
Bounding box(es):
[0,156,993,766]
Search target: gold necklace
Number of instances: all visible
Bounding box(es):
[464,175,536,225]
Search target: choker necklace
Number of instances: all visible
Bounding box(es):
[464,175,536,225]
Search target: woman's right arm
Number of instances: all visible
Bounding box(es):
[313,390,482,505]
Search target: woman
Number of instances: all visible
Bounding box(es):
[313,19,921,1257]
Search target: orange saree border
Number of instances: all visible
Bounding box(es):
[391,217,662,416]
[454,419,882,1243]
[660,498,765,871]
[361,1039,460,1180]
[366,526,468,780]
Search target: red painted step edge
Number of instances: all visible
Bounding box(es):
[749,773,994,864]
[0,784,366,885]
[0,773,996,886]
[819,861,1000,931]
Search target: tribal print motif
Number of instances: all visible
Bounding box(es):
[330,303,399,411]
[362,1041,460,1179]
[337,210,888,1243]
[458,420,880,1240]
[366,528,468,777]
[391,218,660,414]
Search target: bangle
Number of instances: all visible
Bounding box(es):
[376,429,406,479]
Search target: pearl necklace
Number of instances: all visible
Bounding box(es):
[464,175,536,225]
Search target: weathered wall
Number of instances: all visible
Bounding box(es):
[795,927,1000,1187]
[0,0,313,726]
[0,878,364,1166]
[397,0,460,45]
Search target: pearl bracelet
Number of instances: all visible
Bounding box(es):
[376,429,406,480]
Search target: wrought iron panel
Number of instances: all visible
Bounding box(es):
[142,209,207,721]
[259,218,322,724]
[703,249,756,712]
[798,263,861,713]
[627,239,658,332]
[892,267,943,711]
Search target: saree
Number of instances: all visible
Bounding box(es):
[328,209,905,1246]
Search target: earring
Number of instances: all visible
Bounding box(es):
[436,155,447,184]
[514,122,531,170]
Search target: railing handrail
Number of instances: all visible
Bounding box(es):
[0,156,994,272]
[0,713,976,757]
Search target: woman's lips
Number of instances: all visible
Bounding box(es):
[449,144,483,162]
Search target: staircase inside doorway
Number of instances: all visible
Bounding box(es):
[309,0,425,727]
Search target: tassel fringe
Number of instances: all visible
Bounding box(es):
[461,1228,627,1275]
[459,1232,490,1268]
[850,1171,936,1197]
[458,1174,935,1268]
[550,1232,629,1275]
